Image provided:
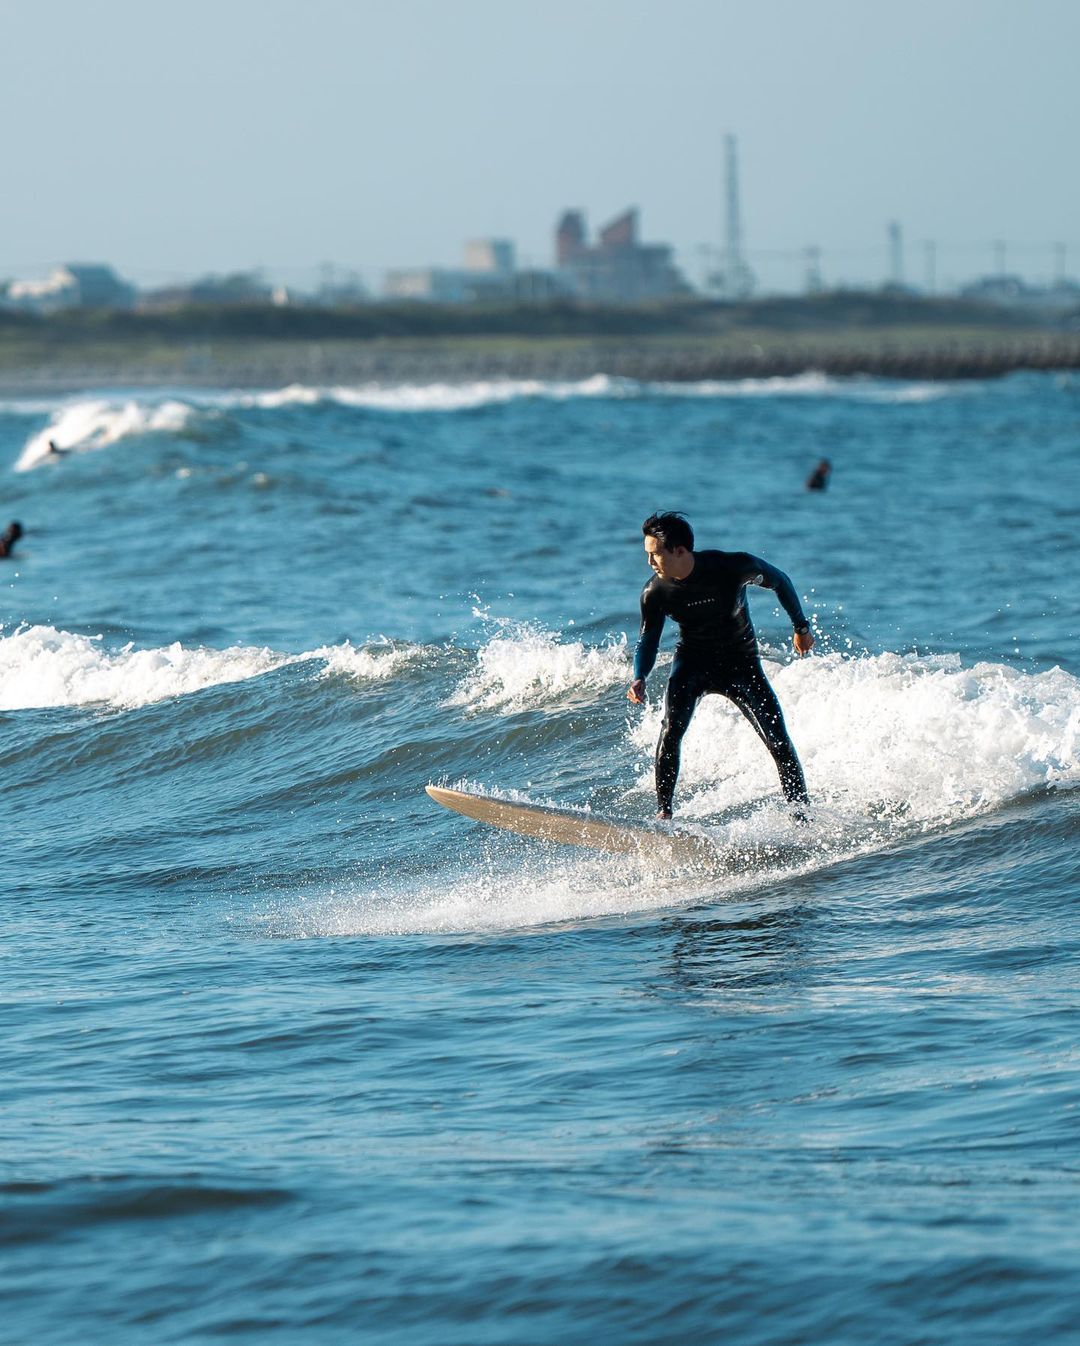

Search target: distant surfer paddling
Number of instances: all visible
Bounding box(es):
[0,521,22,559]
[627,512,813,819]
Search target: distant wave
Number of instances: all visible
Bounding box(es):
[15,399,199,470]
[10,373,962,467]
[641,372,954,402]
[219,372,959,410]
[226,374,623,412]
[0,625,422,710]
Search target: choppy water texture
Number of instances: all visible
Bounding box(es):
[3,371,1079,1344]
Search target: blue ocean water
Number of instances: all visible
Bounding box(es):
[2,370,1079,1344]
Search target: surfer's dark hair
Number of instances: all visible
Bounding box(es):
[642,512,694,552]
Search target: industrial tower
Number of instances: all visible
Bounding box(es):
[718,134,755,299]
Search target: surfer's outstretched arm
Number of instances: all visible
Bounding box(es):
[744,554,815,656]
[628,584,665,703]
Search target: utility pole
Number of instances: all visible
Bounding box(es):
[696,243,721,295]
[993,240,1007,276]
[804,245,823,295]
[888,221,903,287]
[924,240,937,295]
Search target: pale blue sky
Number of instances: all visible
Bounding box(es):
[2,0,1078,292]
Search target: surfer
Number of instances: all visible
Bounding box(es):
[806,458,831,490]
[0,521,22,558]
[627,512,813,819]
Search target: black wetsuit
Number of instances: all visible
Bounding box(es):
[634,550,810,813]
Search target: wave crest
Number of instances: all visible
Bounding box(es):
[16,399,199,470]
[446,623,629,713]
[0,626,421,711]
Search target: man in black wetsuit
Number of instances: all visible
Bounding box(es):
[806,458,831,491]
[627,512,813,819]
[0,521,22,559]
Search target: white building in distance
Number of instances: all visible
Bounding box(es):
[3,264,136,313]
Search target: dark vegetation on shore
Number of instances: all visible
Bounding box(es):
[1,292,1078,388]
[2,291,1075,341]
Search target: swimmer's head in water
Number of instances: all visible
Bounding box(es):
[5,521,22,542]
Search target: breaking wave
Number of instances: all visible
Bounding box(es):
[626,650,1080,827]
[16,399,198,470]
[278,648,1080,937]
[445,621,630,712]
[0,625,422,711]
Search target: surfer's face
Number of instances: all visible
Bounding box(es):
[645,535,686,579]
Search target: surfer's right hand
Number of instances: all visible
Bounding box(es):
[627,679,646,705]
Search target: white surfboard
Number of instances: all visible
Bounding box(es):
[425,785,713,864]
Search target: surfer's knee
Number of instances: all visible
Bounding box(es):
[658,714,689,754]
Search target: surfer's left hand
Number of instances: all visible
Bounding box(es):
[793,629,814,656]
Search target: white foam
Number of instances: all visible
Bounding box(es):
[446,622,629,713]
[853,382,953,404]
[628,651,1080,827]
[647,371,836,398]
[645,372,957,402]
[16,398,198,470]
[0,626,421,711]
[308,640,422,683]
[229,374,620,413]
[266,847,730,938]
[226,372,960,412]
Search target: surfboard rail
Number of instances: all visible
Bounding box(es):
[425,785,713,864]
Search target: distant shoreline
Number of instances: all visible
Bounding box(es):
[1,294,1078,393]
[1,332,1079,394]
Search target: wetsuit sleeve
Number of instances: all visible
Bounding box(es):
[744,554,811,632]
[633,583,665,681]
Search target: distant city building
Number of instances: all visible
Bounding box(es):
[313,268,369,307]
[383,268,472,302]
[555,207,691,302]
[3,263,135,313]
[463,239,515,275]
[383,220,687,305]
[384,238,569,303]
[384,263,569,304]
[468,269,570,302]
[139,271,274,310]
[960,275,1080,313]
[555,211,587,266]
